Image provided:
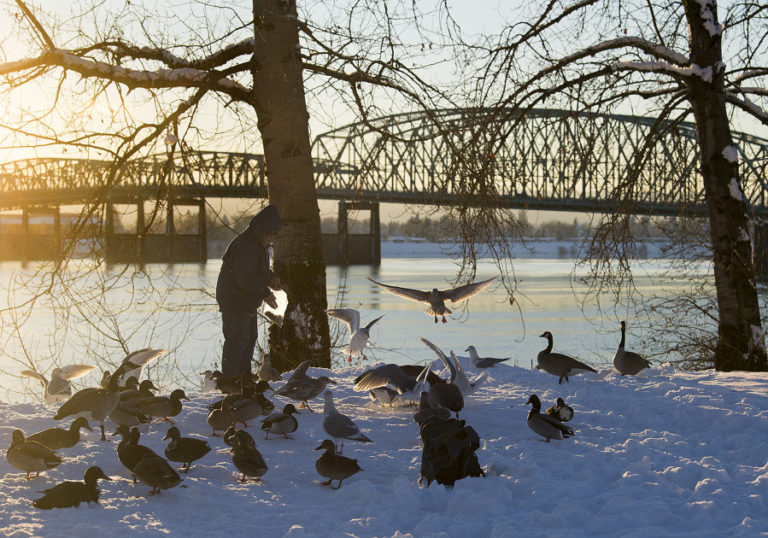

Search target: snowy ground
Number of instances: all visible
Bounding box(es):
[1,359,767,537]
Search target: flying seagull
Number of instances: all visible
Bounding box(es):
[326,308,384,362]
[367,276,497,323]
[21,364,96,405]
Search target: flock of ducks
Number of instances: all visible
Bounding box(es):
[7,275,653,508]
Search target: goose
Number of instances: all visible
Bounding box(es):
[26,417,92,450]
[367,276,496,323]
[274,360,336,412]
[114,426,161,484]
[545,397,574,423]
[21,364,96,405]
[466,346,511,369]
[162,426,211,473]
[32,466,110,509]
[352,362,432,406]
[111,348,168,387]
[135,389,188,424]
[207,395,237,436]
[613,321,652,375]
[326,308,384,362]
[537,331,597,384]
[6,430,62,480]
[257,354,282,383]
[322,390,372,450]
[54,376,121,441]
[231,436,268,483]
[314,439,363,489]
[133,454,182,495]
[526,394,574,442]
[261,404,300,440]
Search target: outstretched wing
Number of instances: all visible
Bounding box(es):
[442,276,497,303]
[122,348,168,367]
[353,363,415,393]
[419,337,456,382]
[326,308,360,333]
[367,277,430,303]
[20,369,47,385]
[57,364,97,381]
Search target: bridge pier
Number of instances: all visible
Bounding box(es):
[322,200,381,266]
[0,206,61,261]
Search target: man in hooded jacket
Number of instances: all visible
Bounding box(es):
[216,204,282,378]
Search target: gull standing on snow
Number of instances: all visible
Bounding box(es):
[367,276,497,323]
[466,346,511,369]
[274,360,336,412]
[419,337,487,395]
[326,308,384,362]
[322,390,372,451]
[21,364,96,405]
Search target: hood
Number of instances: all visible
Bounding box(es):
[248,204,282,235]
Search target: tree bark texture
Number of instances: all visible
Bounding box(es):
[251,0,331,371]
[684,0,767,371]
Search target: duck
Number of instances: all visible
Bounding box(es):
[207,395,237,436]
[224,426,256,451]
[133,454,182,495]
[231,436,268,483]
[114,426,161,484]
[261,404,300,440]
[466,345,510,369]
[257,354,282,383]
[314,439,363,489]
[119,379,159,406]
[545,397,574,423]
[613,320,652,375]
[274,360,336,412]
[111,348,168,387]
[162,426,211,473]
[53,378,121,441]
[537,331,597,384]
[32,466,110,509]
[525,394,574,442]
[108,400,152,429]
[352,362,432,406]
[322,390,372,450]
[326,308,384,362]
[208,371,243,394]
[367,276,497,323]
[135,388,188,424]
[21,364,96,405]
[6,430,62,480]
[26,417,92,450]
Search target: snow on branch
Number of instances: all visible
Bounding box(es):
[726,92,768,126]
[613,60,712,82]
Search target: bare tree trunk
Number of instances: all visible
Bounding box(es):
[251,0,330,370]
[685,0,767,371]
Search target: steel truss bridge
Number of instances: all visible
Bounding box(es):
[1,108,767,217]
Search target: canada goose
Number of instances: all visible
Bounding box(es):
[613,321,652,375]
[545,397,574,423]
[21,364,96,405]
[322,390,372,450]
[54,381,121,441]
[465,346,511,369]
[133,454,182,495]
[162,426,211,473]
[314,439,363,489]
[526,394,574,442]
[326,308,384,362]
[26,417,92,450]
[274,360,336,412]
[367,276,497,323]
[6,430,62,480]
[537,331,597,384]
[261,404,300,440]
[32,466,110,509]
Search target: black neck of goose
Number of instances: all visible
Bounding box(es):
[619,324,626,349]
[544,334,553,353]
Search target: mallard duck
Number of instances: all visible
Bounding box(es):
[224,426,256,451]
[537,331,597,384]
[135,388,188,424]
[466,345,510,369]
[322,390,372,450]
[261,404,300,440]
[545,397,574,423]
[162,426,211,473]
[367,276,496,323]
[108,400,152,428]
[133,454,182,495]
[231,437,268,483]
[119,379,158,406]
[6,430,62,480]
[207,395,236,436]
[26,417,92,450]
[114,426,161,484]
[208,371,242,394]
[257,354,282,383]
[21,364,96,404]
[613,320,652,375]
[274,360,336,412]
[526,394,574,442]
[326,308,384,362]
[352,363,432,406]
[32,466,110,509]
[111,348,168,387]
[314,439,363,489]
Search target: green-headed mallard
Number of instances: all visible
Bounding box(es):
[32,466,110,509]
[261,404,300,440]
[114,425,161,483]
[162,426,211,473]
[537,331,597,384]
[526,394,574,442]
[314,439,363,489]
[26,417,92,450]
[6,429,62,480]
[135,388,188,424]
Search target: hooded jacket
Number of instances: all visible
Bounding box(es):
[216,205,281,314]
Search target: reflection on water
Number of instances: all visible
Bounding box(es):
[0,256,714,402]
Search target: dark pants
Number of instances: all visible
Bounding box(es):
[221,309,259,378]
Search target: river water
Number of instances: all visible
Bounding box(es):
[0,240,716,402]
